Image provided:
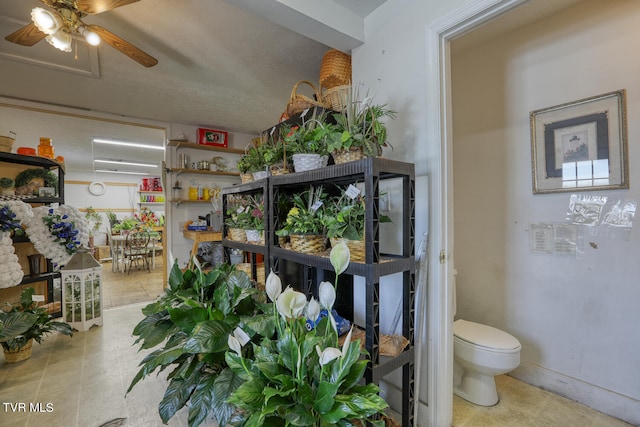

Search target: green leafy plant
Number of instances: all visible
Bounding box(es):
[0,177,14,189]
[111,216,140,233]
[225,243,389,426]
[275,186,328,237]
[326,86,397,157]
[282,110,338,156]
[84,206,103,236]
[127,260,275,427]
[323,187,392,240]
[0,287,73,352]
[14,168,58,191]
[225,195,264,231]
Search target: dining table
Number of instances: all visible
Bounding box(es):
[110,232,161,273]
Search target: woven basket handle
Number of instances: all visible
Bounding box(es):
[289,80,327,108]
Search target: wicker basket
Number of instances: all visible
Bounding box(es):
[322,85,351,112]
[289,234,326,254]
[320,49,351,89]
[330,237,365,262]
[228,228,247,242]
[3,339,33,363]
[331,146,366,164]
[292,153,323,172]
[236,263,266,288]
[0,135,15,153]
[240,173,254,184]
[286,80,329,117]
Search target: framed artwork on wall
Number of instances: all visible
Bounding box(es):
[197,128,228,148]
[530,89,628,194]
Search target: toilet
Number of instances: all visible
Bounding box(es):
[452,270,521,406]
[453,319,521,406]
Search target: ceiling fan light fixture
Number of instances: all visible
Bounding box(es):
[80,26,101,46]
[46,29,72,52]
[31,7,61,35]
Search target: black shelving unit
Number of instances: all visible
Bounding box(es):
[221,157,416,426]
[0,152,65,316]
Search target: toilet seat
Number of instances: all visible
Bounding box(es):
[454,319,520,353]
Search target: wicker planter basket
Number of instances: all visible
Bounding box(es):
[236,263,266,289]
[228,228,247,242]
[331,147,366,164]
[0,135,15,153]
[322,85,350,112]
[286,80,329,117]
[292,153,323,172]
[240,173,254,184]
[289,234,326,254]
[320,49,351,89]
[3,339,33,363]
[330,237,365,262]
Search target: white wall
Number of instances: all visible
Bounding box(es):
[451,0,640,424]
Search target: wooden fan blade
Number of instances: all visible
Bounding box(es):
[5,23,46,46]
[76,0,140,14]
[89,25,158,67]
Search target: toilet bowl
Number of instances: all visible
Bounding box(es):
[453,319,521,406]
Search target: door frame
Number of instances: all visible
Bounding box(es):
[423,0,528,425]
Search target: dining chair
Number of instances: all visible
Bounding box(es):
[123,228,151,274]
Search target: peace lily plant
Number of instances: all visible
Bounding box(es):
[225,242,389,426]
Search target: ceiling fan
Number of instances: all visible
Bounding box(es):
[4,0,158,67]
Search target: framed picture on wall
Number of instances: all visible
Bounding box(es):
[197,128,228,148]
[530,90,628,194]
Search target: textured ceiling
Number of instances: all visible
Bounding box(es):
[0,0,371,135]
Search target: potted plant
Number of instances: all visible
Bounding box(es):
[326,86,397,164]
[127,259,274,427]
[225,243,392,426]
[1,287,73,363]
[0,177,15,196]
[323,187,392,262]
[111,216,140,234]
[282,110,338,172]
[275,186,328,253]
[84,206,103,250]
[243,195,265,244]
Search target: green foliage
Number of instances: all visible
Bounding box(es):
[275,186,328,237]
[225,195,264,230]
[127,260,274,427]
[0,287,73,352]
[224,254,389,426]
[14,168,58,191]
[281,110,339,156]
[325,87,397,157]
[84,206,103,235]
[0,177,14,188]
[111,216,140,232]
[323,188,392,240]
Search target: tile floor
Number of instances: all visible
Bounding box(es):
[0,259,634,426]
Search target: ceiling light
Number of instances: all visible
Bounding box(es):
[46,29,72,52]
[95,169,150,176]
[94,159,158,168]
[79,26,101,46]
[93,138,165,151]
[31,7,61,35]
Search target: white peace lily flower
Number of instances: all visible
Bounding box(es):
[330,241,350,275]
[276,286,307,319]
[306,297,320,322]
[228,334,242,356]
[315,345,342,366]
[265,269,282,302]
[341,326,354,356]
[233,327,251,346]
[318,281,335,310]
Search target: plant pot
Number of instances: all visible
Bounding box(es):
[292,153,323,172]
[0,187,15,196]
[27,254,43,276]
[3,339,33,363]
[228,228,247,242]
[240,173,254,184]
[245,229,264,244]
[289,234,326,254]
[331,146,366,164]
[252,170,269,181]
[330,237,365,262]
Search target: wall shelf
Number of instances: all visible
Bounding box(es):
[167,140,245,154]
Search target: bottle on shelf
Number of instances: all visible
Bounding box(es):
[38,137,55,159]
